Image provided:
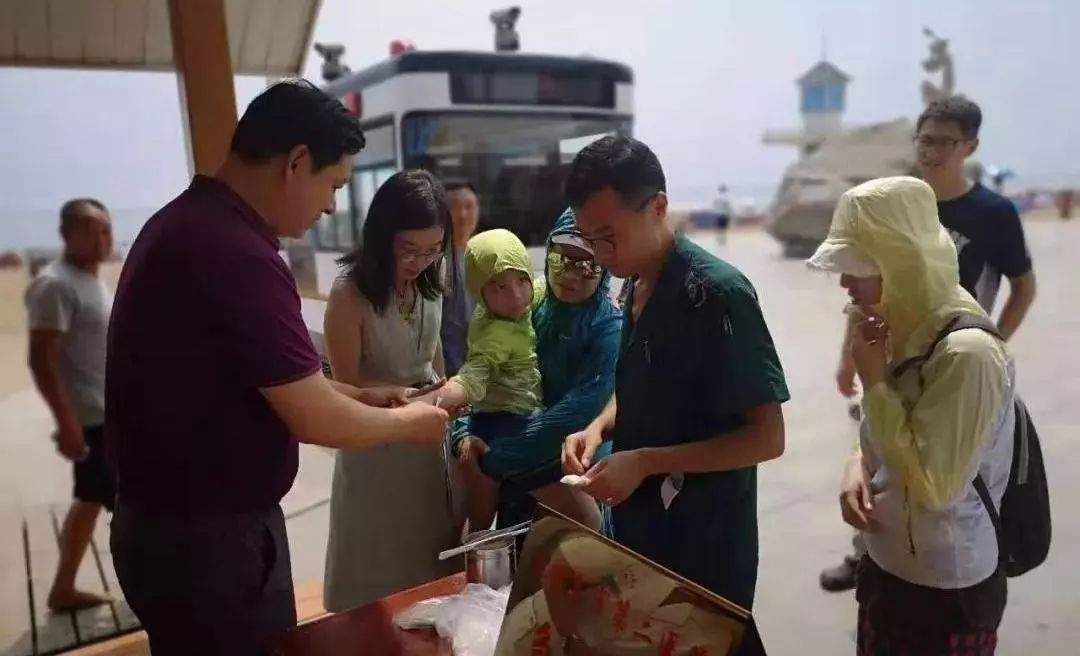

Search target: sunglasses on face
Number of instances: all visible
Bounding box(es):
[547,251,603,279]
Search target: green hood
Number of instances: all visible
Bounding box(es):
[464,228,533,306]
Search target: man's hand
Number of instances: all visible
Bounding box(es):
[355,385,415,408]
[580,451,648,506]
[840,452,879,532]
[851,314,888,390]
[54,422,88,462]
[562,426,605,476]
[390,402,450,445]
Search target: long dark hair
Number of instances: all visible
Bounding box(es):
[338,169,452,313]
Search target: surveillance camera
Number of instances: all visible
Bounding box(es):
[314,43,350,82]
[490,6,521,51]
[490,6,521,27]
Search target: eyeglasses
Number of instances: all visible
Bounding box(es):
[913,135,964,151]
[547,251,602,279]
[576,192,658,259]
[397,248,444,266]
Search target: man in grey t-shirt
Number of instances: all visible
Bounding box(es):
[25,198,114,610]
[441,182,480,376]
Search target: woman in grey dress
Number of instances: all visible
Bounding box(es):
[322,170,465,611]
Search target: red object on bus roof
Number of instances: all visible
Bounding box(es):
[390,39,416,56]
[343,92,361,118]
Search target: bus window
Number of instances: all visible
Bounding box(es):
[333,183,354,250]
[316,208,336,249]
[352,164,398,234]
[356,122,395,168]
[402,112,631,246]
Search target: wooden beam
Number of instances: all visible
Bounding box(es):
[167,0,237,176]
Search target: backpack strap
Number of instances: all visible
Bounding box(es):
[891,314,1002,381]
[973,474,1006,565]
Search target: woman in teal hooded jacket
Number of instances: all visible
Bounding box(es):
[455,208,621,529]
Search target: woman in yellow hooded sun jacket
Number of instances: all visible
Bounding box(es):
[808,177,1015,654]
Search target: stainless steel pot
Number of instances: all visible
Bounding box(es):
[462,530,515,589]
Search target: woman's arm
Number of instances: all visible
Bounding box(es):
[324,279,382,388]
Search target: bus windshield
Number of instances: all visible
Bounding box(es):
[402,112,631,246]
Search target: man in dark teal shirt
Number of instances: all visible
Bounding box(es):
[561,136,789,609]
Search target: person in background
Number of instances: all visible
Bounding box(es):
[107,81,448,655]
[25,198,114,611]
[916,97,1035,336]
[562,136,789,609]
[820,96,1037,591]
[808,177,1014,655]
[440,181,481,377]
[714,183,732,245]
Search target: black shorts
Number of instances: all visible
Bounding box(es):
[74,425,116,510]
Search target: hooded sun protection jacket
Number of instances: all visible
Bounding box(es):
[480,208,621,477]
[809,176,1016,589]
[452,229,543,415]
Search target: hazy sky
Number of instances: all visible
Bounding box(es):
[0,0,1076,248]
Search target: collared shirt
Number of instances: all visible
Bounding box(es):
[610,234,790,608]
[107,175,320,515]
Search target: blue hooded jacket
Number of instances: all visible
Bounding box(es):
[474,207,621,477]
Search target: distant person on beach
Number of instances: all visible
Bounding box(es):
[440,181,481,377]
[25,198,114,611]
[106,80,450,655]
[714,184,732,245]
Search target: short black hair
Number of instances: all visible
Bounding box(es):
[565,135,666,209]
[444,181,478,196]
[231,79,365,170]
[60,198,107,237]
[916,96,983,139]
[338,170,451,313]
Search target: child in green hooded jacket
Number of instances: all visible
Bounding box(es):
[426,228,543,530]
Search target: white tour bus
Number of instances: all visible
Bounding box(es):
[311,49,634,275]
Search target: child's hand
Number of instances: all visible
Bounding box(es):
[411,380,469,414]
[457,436,490,468]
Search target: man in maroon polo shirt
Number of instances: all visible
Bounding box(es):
[107,80,450,655]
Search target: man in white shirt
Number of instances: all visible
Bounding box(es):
[25,198,115,610]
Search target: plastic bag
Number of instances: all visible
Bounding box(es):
[395,583,511,656]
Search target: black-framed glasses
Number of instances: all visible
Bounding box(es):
[547,251,603,278]
[913,135,964,150]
